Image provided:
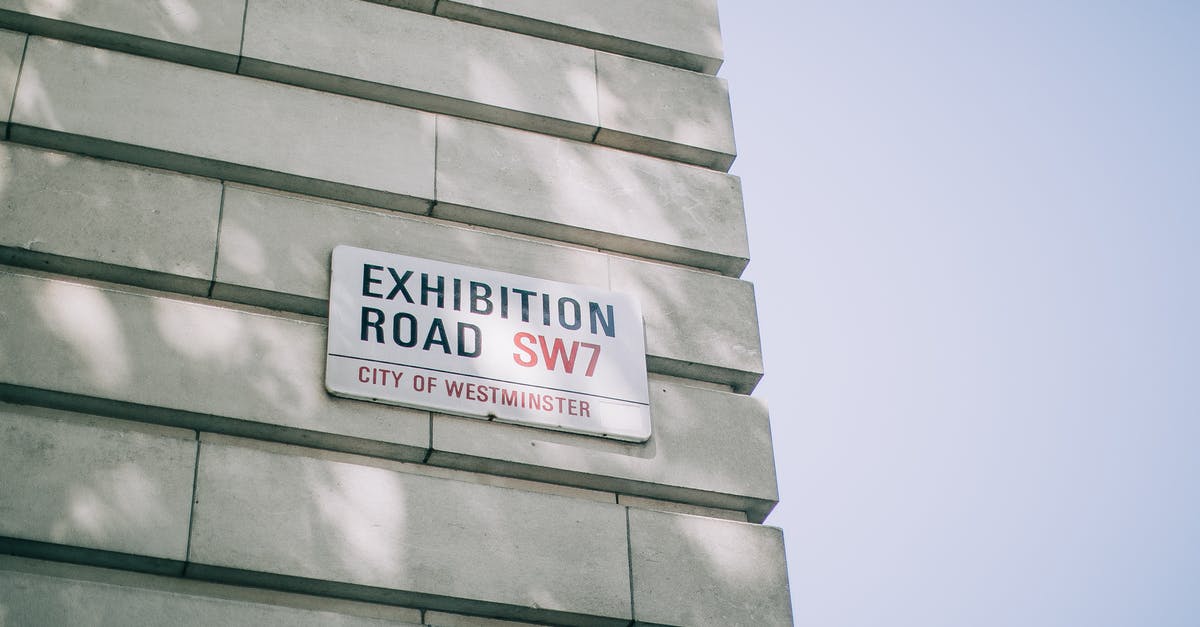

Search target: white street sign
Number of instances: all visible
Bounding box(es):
[325,245,651,442]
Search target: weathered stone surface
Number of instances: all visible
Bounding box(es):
[628,508,793,626]
[0,555,424,626]
[188,437,632,625]
[0,28,23,129]
[0,269,429,461]
[609,256,763,392]
[434,116,750,276]
[0,403,195,561]
[596,51,736,171]
[430,374,778,521]
[0,0,243,70]
[10,37,435,213]
[212,185,608,315]
[241,0,598,141]
[0,141,221,295]
[434,0,724,74]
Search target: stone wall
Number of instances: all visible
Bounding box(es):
[0,2,791,624]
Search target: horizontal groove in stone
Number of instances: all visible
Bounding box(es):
[2,143,760,388]
[595,50,736,170]
[8,126,433,216]
[237,57,598,143]
[0,555,426,626]
[8,36,744,275]
[0,384,428,464]
[211,184,760,388]
[0,537,185,578]
[629,508,793,625]
[429,0,725,74]
[188,439,633,624]
[0,266,773,519]
[0,4,733,170]
[0,8,238,72]
[0,140,223,291]
[10,36,436,201]
[0,268,432,458]
[0,401,197,562]
[434,116,750,276]
[184,563,624,627]
[240,0,600,141]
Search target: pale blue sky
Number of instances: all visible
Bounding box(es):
[718,2,1200,625]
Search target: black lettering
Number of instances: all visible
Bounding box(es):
[470,281,493,315]
[362,265,384,298]
[558,297,581,330]
[457,323,482,357]
[512,288,535,322]
[392,312,418,347]
[387,268,414,302]
[360,307,384,342]
[424,318,450,353]
[589,303,615,337]
[421,273,445,308]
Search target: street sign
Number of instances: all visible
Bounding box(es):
[325,245,651,442]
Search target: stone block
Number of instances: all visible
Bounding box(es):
[212,185,608,315]
[9,37,435,214]
[434,116,750,276]
[609,256,763,392]
[0,269,430,461]
[596,51,736,171]
[0,555,424,626]
[0,403,195,562]
[0,28,23,130]
[429,374,778,522]
[0,0,243,70]
[241,0,598,141]
[434,0,724,74]
[188,437,632,625]
[628,508,793,626]
[0,141,221,295]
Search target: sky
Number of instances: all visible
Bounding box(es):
[717,2,1200,625]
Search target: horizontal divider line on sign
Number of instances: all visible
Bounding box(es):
[329,353,651,406]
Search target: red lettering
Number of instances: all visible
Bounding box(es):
[580,342,601,377]
[502,389,519,406]
[513,332,538,367]
[539,336,579,373]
